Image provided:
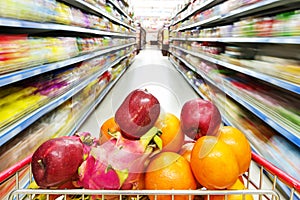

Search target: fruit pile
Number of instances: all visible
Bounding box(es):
[30,89,253,200]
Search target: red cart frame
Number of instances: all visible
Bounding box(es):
[1,152,299,200]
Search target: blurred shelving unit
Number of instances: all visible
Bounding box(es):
[0,0,137,198]
[168,0,300,199]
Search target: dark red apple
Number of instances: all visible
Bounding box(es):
[115,89,160,139]
[31,136,84,188]
[180,98,222,140]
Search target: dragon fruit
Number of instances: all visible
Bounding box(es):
[77,127,162,190]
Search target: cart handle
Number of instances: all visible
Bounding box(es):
[251,152,300,192]
[0,155,32,183]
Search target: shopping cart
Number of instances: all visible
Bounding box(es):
[1,152,299,200]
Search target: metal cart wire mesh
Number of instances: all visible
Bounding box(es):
[1,152,299,200]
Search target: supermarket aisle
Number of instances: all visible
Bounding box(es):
[78,47,199,136]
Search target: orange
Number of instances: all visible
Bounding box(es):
[155,113,184,152]
[99,117,120,144]
[190,136,239,190]
[204,178,254,200]
[218,126,252,174]
[227,177,245,189]
[179,142,195,162]
[145,152,197,200]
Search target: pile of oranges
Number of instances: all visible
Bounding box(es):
[100,112,253,200]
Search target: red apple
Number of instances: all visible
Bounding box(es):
[180,98,222,140]
[115,89,160,139]
[31,136,84,188]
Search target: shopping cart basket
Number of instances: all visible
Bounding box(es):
[1,152,299,200]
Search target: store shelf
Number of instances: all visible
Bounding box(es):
[176,15,220,31]
[220,0,300,20]
[169,0,300,195]
[174,0,300,31]
[61,0,136,31]
[172,36,300,44]
[107,0,132,21]
[170,1,191,20]
[0,52,133,147]
[172,0,224,25]
[170,45,300,95]
[0,17,135,37]
[0,61,129,196]
[170,51,300,148]
[0,43,135,88]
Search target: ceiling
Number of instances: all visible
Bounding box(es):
[129,0,184,30]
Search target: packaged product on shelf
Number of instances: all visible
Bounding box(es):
[254,17,274,37]
[0,87,46,128]
[210,41,300,84]
[0,86,37,107]
[0,36,80,75]
[0,34,30,73]
[71,7,90,27]
[97,17,111,30]
[228,10,300,37]
[219,25,234,37]
[75,56,106,78]
[223,45,256,60]
[0,0,55,22]
[32,76,69,99]
[238,51,300,84]
[190,60,300,135]
[87,14,100,29]
[45,37,79,62]
[289,10,300,36]
[273,10,300,36]
[112,23,121,32]
[104,3,114,16]
[196,79,212,100]
[211,70,300,134]
[0,0,131,34]
[0,55,114,130]
[110,61,125,80]
[76,37,104,53]
[103,37,113,47]
[98,70,112,84]
[54,2,72,25]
